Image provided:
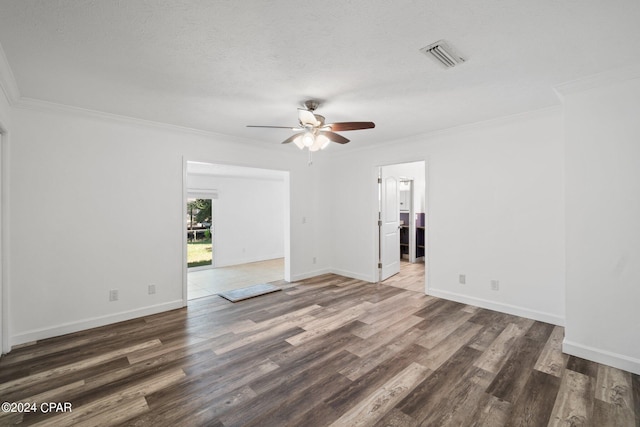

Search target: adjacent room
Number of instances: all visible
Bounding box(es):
[185,161,288,299]
[0,1,639,426]
[379,161,427,293]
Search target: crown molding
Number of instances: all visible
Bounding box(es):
[402,104,562,141]
[12,96,280,150]
[327,104,563,159]
[0,42,20,104]
[554,63,640,97]
[0,44,277,150]
[13,96,222,138]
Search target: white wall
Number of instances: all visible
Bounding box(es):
[561,74,640,374]
[8,104,330,346]
[328,108,566,325]
[187,173,285,267]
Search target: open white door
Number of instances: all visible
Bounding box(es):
[380,169,400,281]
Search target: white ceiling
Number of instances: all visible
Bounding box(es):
[1,0,640,150]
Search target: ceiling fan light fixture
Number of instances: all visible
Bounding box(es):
[309,134,329,152]
[419,40,465,68]
[302,132,315,147]
[317,134,330,150]
[293,135,305,149]
[247,100,375,161]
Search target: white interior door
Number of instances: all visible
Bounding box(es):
[380,170,400,281]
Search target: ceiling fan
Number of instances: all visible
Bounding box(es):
[247,100,375,152]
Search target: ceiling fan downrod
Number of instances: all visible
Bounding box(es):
[303,100,320,112]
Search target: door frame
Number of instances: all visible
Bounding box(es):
[0,124,9,354]
[181,158,291,305]
[373,159,429,293]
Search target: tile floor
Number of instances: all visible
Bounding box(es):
[187,258,285,300]
[188,258,425,300]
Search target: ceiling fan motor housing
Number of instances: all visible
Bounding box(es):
[303,100,320,111]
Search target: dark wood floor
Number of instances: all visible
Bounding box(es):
[1,273,639,426]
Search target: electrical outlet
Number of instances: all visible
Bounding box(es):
[459,274,466,285]
[148,284,156,295]
[109,289,119,301]
[312,257,317,264]
[491,280,499,291]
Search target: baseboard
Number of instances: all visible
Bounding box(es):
[10,300,184,348]
[188,265,214,272]
[329,269,376,283]
[563,340,640,375]
[290,268,376,284]
[215,253,284,268]
[290,268,332,282]
[428,288,565,326]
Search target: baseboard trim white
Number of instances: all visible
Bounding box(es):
[11,300,184,348]
[215,254,285,269]
[290,268,332,282]
[289,268,375,283]
[329,269,376,283]
[428,288,565,326]
[563,339,640,375]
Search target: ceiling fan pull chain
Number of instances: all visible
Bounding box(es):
[308,149,313,166]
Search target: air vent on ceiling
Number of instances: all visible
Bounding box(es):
[419,40,465,68]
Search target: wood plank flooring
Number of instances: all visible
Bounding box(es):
[1,274,639,426]
[381,260,424,293]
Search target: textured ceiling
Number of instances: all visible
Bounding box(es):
[1,0,640,150]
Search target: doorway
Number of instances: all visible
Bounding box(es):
[186,196,214,269]
[378,161,427,293]
[183,161,290,301]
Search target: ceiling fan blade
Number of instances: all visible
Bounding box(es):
[247,125,299,129]
[281,133,302,144]
[298,109,320,126]
[318,131,350,144]
[327,122,375,131]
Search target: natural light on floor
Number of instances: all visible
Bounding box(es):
[187,258,285,300]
